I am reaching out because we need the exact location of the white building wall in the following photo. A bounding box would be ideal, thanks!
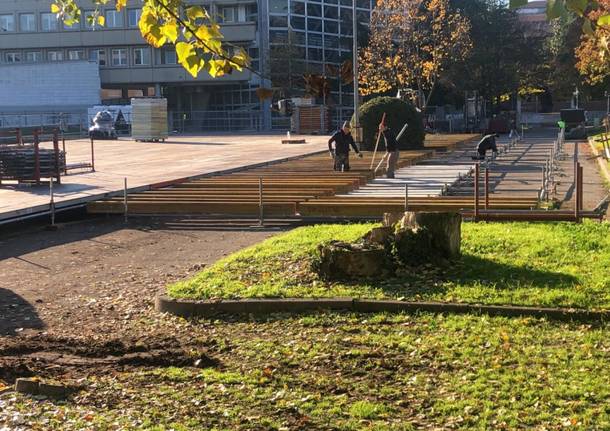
[0,60,100,109]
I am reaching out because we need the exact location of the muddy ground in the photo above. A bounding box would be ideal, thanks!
[0,216,292,384]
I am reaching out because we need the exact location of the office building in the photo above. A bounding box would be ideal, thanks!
[0,0,371,130]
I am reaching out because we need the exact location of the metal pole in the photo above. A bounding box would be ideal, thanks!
[123,177,128,223]
[574,163,580,223]
[474,163,480,221]
[578,163,585,221]
[49,179,55,227]
[90,137,95,172]
[34,130,41,185]
[404,183,409,212]
[352,0,360,149]
[484,167,489,210]
[258,176,264,227]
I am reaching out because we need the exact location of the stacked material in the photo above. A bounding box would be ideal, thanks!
[131,97,168,142]
[0,144,65,180]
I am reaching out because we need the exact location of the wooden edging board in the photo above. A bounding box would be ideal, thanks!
[156,295,608,323]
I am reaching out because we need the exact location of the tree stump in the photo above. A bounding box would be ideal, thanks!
[315,241,389,280]
[393,212,461,266]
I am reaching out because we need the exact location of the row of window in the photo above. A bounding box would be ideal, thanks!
[0,10,141,32]
[0,5,256,33]
[2,47,153,67]
[269,0,371,13]
[1,45,260,68]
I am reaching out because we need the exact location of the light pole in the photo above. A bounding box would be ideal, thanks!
[605,90,609,116]
[352,0,361,148]
[573,87,580,109]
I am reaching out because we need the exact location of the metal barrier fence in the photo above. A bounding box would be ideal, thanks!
[169,111,264,132]
[0,112,88,135]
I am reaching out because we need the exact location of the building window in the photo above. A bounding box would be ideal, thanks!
[83,10,96,29]
[128,9,141,27]
[68,49,85,60]
[219,6,238,23]
[20,14,36,32]
[324,5,338,19]
[158,47,177,64]
[0,14,15,32]
[48,50,64,61]
[133,47,150,65]
[291,16,305,30]
[41,13,58,32]
[6,52,22,63]
[291,2,305,15]
[25,51,42,62]
[324,20,338,33]
[269,0,288,14]
[269,15,287,27]
[64,20,79,30]
[308,33,323,46]
[307,18,322,32]
[307,3,322,16]
[105,10,124,28]
[89,49,106,66]
[111,48,128,66]
[246,4,258,21]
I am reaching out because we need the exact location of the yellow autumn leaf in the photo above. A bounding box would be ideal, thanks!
[176,42,204,77]
[97,15,105,26]
[161,22,179,43]
[51,3,61,14]
[116,0,127,12]
[186,5,208,22]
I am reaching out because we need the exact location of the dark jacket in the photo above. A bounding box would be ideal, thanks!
[383,129,398,152]
[329,130,359,155]
[477,134,498,152]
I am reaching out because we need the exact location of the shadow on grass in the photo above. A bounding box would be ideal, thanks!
[333,253,580,299]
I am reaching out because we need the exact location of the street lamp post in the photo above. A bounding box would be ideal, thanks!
[605,90,609,116]
[574,87,580,109]
[352,0,361,148]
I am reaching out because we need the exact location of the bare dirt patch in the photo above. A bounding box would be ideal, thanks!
[0,215,286,383]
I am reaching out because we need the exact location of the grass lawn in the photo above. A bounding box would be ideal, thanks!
[168,221,610,310]
[2,313,608,430]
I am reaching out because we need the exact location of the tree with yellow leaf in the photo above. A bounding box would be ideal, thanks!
[49,0,250,78]
[575,0,610,85]
[359,0,471,108]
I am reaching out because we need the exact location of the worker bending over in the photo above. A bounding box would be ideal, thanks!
[380,124,399,178]
[328,121,362,171]
[474,133,499,160]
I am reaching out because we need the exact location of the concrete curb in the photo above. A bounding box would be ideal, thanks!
[156,295,609,323]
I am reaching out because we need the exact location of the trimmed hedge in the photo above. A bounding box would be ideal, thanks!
[353,97,425,151]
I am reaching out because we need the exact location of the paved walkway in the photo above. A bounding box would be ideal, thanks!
[0,134,328,222]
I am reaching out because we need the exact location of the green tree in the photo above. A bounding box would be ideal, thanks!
[49,0,250,78]
[448,1,539,109]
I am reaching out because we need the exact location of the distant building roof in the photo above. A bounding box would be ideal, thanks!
[515,0,549,37]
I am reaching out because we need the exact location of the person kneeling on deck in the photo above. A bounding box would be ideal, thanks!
[380,124,399,178]
[328,121,362,171]
[473,133,499,160]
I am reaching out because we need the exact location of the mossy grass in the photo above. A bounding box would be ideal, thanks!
[168,221,610,310]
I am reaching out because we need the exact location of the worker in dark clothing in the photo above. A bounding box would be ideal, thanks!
[380,124,399,178]
[328,121,362,171]
[474,133,499,160]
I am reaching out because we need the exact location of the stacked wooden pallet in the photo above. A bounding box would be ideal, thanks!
[131,98,168,142]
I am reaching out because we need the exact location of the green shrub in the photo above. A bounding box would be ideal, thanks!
[353,96,425,151]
